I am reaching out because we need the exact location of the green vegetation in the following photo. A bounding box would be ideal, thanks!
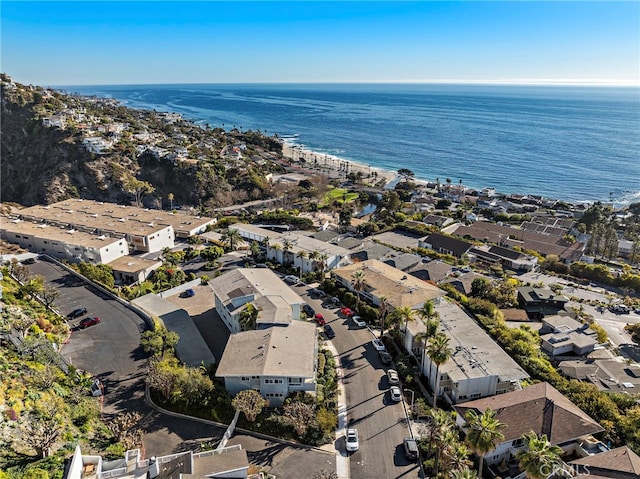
[0,271,125,478]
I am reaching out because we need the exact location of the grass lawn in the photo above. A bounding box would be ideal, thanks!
[321,187,359,207]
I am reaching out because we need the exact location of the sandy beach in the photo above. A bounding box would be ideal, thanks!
[281,143,397,187]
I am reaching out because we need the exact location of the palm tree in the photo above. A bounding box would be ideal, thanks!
[443,442,473,475]
[450,467,478,479]
[262,236,270,257]
[222,228,242,251]
[270,243,281,262]
[396,306,415,349]
[296,250,307,278]
[463,407,505,479]
[282,239,293,265]
[238,303,259,331]
[435,426,461,475]
[426,332,452,408]
[378,296,388,339]
[416,301,440,374]
[516,431,563,479]
[318,253,328,278]
[168,192,174,210]
[427,408,456,476]
[351,270,366,310]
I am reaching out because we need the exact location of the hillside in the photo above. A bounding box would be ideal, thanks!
[0,74,285,210]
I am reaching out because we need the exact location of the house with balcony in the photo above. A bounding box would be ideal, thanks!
[209,268,305,333]
[230,223,350,273]
[454,382,604,477]
[215,320,318,407]
[406,300,529,404]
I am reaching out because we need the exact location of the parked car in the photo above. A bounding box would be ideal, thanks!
[340,307,355,317]
[346,428,359,452]
[330,296,341,306]
[303,304,315,317]
[379,350,393,365]
[352,316,367,328]
[315,313,326,326]
[324,324,336,339]
[67,307,88,319]
[371,338,386,351]
[389,386,402,402]
[403,437,419,460]
[309,288,325,298]
[387,369,399,385]
[180,288,195,298]
[23,257,36,264]
[79,317,101,329]
[284,275,299,285]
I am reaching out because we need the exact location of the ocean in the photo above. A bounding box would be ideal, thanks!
[63,83,640,206]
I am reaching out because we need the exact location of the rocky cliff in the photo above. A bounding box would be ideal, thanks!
[1,77,284,210]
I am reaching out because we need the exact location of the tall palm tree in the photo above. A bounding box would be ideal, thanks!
[396,306,414,335]
[318,253,328,279]
[416,301,440,374]
[378,296,388,339]
[435,426,462,475]
[516,431,563,479]
[238,303,259,331]
[443,441,473,475]
[270,243,281,262]
[351,270,366,310]
[262,236,270,258]
[309,250,320,271]
[428,409,456,476]
[463,407,505,479]
[426,332,452,408]
[282,239,293,265]
[222,227,242,251]
[296,250,307,278]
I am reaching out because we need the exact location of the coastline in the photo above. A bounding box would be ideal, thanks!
[281,142,399,188]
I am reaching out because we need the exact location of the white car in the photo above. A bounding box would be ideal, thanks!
[371,338,385,351]
[387,369,399,385]
[284,275,299,285]
[389,386,402,402]
[346,428,359,452]
[352,316,367,328]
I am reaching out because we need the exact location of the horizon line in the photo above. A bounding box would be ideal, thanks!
[47,79,640,88]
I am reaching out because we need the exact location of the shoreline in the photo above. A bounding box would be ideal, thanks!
[281,142,399,188]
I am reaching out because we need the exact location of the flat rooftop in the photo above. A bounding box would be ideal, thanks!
[16,198,215,237]
[1,219,125,249]
[409,299,529,382]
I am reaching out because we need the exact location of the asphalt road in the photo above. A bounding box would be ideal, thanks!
[293,284,421,479]
[27,257,336,477]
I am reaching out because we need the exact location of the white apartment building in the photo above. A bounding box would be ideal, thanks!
[1,220,129,264]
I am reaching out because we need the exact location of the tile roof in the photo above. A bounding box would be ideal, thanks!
[454,382,603,444]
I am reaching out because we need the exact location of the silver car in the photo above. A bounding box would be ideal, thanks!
[387,369,399,385]
[390,386,402,402]
[346,428,359,452]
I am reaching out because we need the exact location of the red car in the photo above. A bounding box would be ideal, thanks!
[315,314,326,326]
[79,317,101,329]
[340,307,355,317]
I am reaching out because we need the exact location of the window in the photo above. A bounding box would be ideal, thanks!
[265,379,273,384]
[241,376,250,382]
[470,392,482,398]
[512,438,524,447]
[458,395,468,400]
[275,379,283,384]
[251,376,259,380]
[43,240,48,244]
[289,378,302,384]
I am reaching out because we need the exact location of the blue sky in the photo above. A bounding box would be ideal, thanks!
[2,1,638,85]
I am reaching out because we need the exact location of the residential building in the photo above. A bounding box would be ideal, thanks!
[441,271,484,296]
[454,382,604,470]
[408,260,453,283]
[418,232,472,258]
[517,286,570,319]
[215,320,318,406]
[1,219,129,264]
[569,446,640,478]
[64,444,250,479]
[107,255,163,284]
[82,136,112,154]
[470,245,538,272]
[406,300,528,404]
[422,214,454,229]
[332,259,444,309]
[539,315,599,357]
[230,223,350,273]
[209,268,305,333]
